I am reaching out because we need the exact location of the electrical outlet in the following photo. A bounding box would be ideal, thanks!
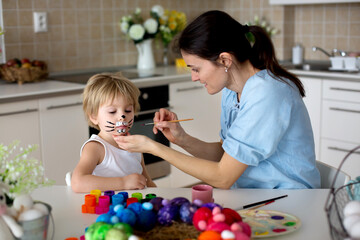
[33,12,48,33]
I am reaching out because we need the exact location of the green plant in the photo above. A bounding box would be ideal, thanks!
[0,141,54,203]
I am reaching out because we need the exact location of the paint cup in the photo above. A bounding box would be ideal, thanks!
[192,184,213,204]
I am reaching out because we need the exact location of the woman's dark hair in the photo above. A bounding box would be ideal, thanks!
[177,10,305,97]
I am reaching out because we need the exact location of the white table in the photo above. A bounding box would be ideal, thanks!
[31,186,332,239]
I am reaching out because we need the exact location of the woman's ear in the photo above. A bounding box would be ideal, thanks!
[219,52,233,69]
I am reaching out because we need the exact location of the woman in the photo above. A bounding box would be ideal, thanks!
[114,10,320,189]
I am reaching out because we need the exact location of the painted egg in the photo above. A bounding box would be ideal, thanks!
[33,203,49,215]
[18,208,43,221]
[157,205,179,226]
[221,229,235,239]
[113,223,133,236]
[13,194,34,211]
[222,208,242,225]
[179,202,198,224]
[127,202,142,217]
[192,207,212,231]
[149,197,164,212]
[96,213,110,223]
[116,208,137,226]
[233,230,251,240]
[349,220,360,239]
[105,228,127,240]
[201,202,222,210]
[170,197,190,207]
[343,201,360,217]
[136,207,157,231]
[343,214,360,232]
[206,221,231,233]
[92,223,113,240]
[198,230,222,240]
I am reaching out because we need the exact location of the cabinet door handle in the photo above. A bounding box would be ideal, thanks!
[176,86,203,92]
[330,87,360,93]
[0,108,38,117]
[328,146,360,155]
[47,102,83,110]
[329,107,360,114]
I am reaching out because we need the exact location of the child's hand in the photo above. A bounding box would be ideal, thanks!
[123,173,147,190]
[113,134,154,154]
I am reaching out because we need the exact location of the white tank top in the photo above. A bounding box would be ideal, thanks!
[80,135,143,177]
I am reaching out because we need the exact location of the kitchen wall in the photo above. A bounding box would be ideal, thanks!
[2,0,359,73]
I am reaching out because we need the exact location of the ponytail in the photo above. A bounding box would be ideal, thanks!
[248,26,305,97]
[178,10,305,97]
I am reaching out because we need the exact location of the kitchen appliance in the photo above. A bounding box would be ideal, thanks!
[50,71,171,180]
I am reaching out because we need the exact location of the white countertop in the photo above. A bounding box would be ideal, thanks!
[1,65,359,104]
[31,186,333,240]
[0,66,191,103]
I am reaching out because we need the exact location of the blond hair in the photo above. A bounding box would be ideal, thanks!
[82,72,140,130]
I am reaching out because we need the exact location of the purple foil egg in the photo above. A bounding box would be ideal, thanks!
[149,197,164,212]
[157,205,179,226]
[179,202,199,224]
[170,197,190,207]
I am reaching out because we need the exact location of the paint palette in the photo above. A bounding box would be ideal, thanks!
[238,209,301,238]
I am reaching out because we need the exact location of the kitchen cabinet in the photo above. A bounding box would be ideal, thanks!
[301,77,322,160]
[320,79,360,178]
[0,93,88,185]
[269,0,360,5]
[165,81,222,187]
[39,94,89,185]
[0,100,42,161]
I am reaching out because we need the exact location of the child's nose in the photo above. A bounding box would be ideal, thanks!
[119,114,126,120]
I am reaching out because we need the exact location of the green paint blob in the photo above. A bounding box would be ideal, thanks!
[284,221,296,226]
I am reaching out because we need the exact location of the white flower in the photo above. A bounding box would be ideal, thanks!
[151,5,164,17]
[135,8,141,15]
[129,24,145,41]
[144,18,158,34]
[120,21,129,34]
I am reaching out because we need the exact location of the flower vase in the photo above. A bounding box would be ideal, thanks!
[136,39,155,70]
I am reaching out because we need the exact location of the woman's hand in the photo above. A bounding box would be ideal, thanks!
[113,134,154,154]
[153,108,187,145]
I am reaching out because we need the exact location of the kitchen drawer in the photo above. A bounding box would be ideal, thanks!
[320,139,360,179]
[323,80,360,103]
[0,99,39,114]
[321,100,360,143]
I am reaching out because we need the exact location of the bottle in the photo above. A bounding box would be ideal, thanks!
[292,44,304,65]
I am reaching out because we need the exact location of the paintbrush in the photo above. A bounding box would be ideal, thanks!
[242,194,288,210]
[142,118,194,126]
[247,200,275,210]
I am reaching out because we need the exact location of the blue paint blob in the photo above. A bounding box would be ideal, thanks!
[271,215,284,220]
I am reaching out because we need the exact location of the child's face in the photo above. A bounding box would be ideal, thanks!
[93,94,135,136]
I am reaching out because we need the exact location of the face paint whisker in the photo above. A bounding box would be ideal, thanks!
[107,121,115,125]
[105,126,114,129]
[106,129,114,132]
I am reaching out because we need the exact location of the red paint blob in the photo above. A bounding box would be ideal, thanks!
[273,228,287,233]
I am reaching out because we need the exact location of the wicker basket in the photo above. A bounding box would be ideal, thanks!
[325,145,360,240]
[0,64,48,85]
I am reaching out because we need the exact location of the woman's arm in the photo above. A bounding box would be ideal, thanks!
[71,142,147,193]
[153,108,224,161]
[140,155,157,187]
[114,135,248,189]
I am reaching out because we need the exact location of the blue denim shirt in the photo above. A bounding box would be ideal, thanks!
[220,70,320,189]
